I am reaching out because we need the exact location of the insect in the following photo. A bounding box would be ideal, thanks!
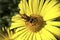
[20,14,30,21]
[20,14,39,23]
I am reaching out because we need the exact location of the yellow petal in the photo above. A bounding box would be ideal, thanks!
[11,14,22,21]
[32,0,39,14]
[33,33,36,40]
[42,28,57,40]
[29,32,33,40]
[41,32,49,40]
[40,0,60,21]
[0,27,13,40]
[43,0,57,14]
[10,19,25,29]
[43,2,60,21]
[44,11,60,21]
[12,29,27,39]
[44,25,60,37]
[15,29,29,40]
[45,0,57,11]
[35,32,41,40]
[40,0,57,16]
[46,21,60,26]
[10,14,25,29]
[23,30,31,40]
[22,0,32,16]
[29,0,33,14]
[15,27,26,32]
[40,0,51,16]
[18,1,24,14]
[45,3,60,15]
[39,0,44,13]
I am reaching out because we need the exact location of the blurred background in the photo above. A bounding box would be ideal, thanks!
[0,0,20,28]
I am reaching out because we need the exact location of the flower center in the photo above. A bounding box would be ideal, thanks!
[21,14,46,32]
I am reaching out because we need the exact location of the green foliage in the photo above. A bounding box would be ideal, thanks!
[0,0,20,27]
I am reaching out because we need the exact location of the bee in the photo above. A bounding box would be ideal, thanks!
[20,14,30,21]
[20,14,39,23]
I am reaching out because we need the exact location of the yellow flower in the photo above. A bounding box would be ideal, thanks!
[10,0,60,40]
[0,27,14,40]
